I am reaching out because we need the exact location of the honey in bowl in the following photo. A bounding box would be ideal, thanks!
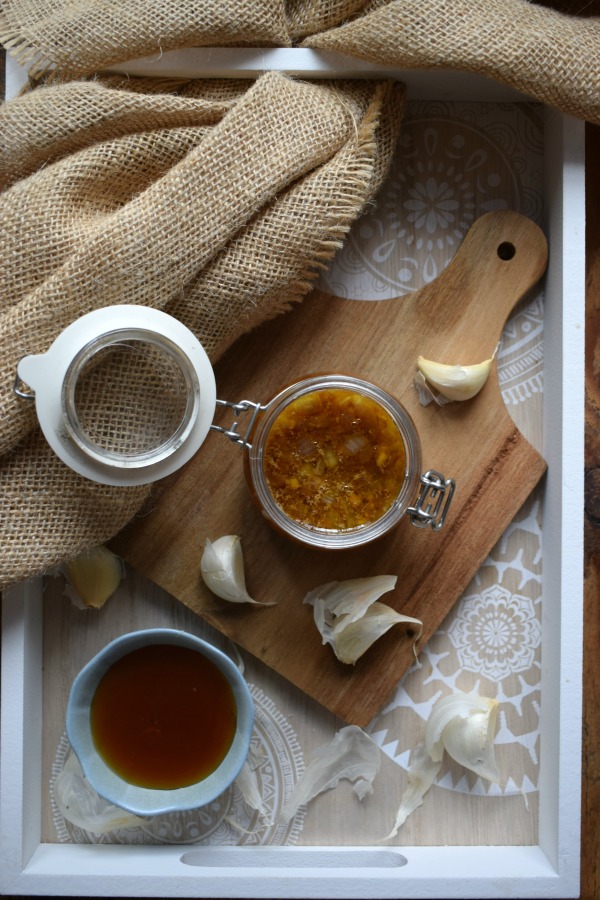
[90,643,237,790]
[263,388,408,530]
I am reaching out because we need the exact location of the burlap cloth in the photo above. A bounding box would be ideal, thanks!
[0,0,598,587]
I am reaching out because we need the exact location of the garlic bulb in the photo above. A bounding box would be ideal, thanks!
[416,355,494,402]
[64,546,124,609]
[383,690,501,840]
[200,535,274,605]
[304,577,422,665]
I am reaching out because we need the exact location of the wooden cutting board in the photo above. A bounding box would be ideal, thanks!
[113,210,548,726]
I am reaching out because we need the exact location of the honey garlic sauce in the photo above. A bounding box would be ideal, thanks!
[263,388,407,530]
[90,644,237,790]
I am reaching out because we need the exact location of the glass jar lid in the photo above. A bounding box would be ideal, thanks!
[15,306,216,486]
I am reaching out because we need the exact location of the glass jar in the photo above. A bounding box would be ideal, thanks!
[235,374,453,550]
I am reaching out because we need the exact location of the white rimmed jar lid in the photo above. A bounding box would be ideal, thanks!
[243,374,427,550]
[15,305,216,486]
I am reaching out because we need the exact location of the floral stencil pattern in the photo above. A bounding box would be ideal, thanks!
[448,585,542,682]
[319,101,545,413]
[51,686,305,846]
[368,496,543,796]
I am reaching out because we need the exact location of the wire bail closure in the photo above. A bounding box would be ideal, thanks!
[407,470,456,531]
[210,399,266,450]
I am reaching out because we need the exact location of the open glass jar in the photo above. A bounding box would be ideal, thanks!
[15,307,454,548]
[216,374,455,549]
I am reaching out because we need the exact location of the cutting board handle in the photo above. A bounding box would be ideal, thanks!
[402,210,549,364]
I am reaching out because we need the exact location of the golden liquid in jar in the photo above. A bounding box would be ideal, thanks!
[263,388,407,530]
[90,644,237,790]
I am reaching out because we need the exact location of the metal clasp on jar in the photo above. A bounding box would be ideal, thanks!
[210,399,265,449]
[407,470,455,531]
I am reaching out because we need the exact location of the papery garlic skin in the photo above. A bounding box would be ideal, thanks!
[279,725,381,824]
[234,748,272,820]
[54,752,145,834]
[328,601,422,665]
[64,545,124,609]
[383,691,501,840]
[305,576,397,638]
[304,577,422,665]
[426,692,501,782]
[382,742,442,840]
[200,535,273,605]
[417,356,494,402]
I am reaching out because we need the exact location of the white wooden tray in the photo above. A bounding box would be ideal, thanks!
[1,49,585,898]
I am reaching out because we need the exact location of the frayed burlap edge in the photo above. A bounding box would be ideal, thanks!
[0,77,405,588]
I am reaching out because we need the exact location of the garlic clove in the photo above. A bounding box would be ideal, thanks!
[432,694,501,783]
[383,691,502,840]
[417,355,494,402]
[200,535,274,605]
[64,546,124,609]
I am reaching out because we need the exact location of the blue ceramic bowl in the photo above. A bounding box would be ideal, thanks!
[66,629,254,817]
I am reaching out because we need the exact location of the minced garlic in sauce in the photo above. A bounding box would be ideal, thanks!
[263,388,407,530]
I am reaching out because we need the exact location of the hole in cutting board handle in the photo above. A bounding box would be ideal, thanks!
[497,241,516,260]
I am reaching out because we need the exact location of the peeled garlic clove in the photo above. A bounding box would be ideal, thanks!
[200,535,274,605]
[417,355,494,402]
[64,546,124,609]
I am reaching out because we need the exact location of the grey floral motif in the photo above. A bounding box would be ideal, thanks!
[320,103,535,299]
[403,175,462,235]
[447,585,542,682]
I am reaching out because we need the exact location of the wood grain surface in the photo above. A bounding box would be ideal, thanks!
[114,210,549,726]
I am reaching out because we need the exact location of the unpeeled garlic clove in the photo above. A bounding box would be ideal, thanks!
[64,546,124,609]
[200,535,274,605]
[417,355,494,402]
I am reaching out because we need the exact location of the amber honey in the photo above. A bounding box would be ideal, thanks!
[263,388,407,530]
[90,643,237,790]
